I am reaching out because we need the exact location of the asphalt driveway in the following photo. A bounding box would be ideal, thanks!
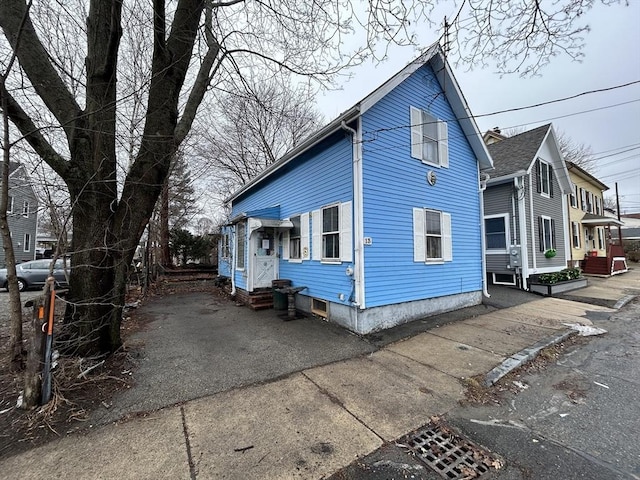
[92,291,377,425]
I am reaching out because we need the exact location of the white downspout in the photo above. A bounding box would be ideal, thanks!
[479,170,491,298]
[341,119,363,332]
[230,227,236,296]
[517,176,530,290]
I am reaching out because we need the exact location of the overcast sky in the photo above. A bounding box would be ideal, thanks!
[318,2,640,214]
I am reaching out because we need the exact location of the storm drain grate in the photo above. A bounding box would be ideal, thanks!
[403,423,499,479]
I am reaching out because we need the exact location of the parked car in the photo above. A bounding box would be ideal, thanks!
[0,259,70,292]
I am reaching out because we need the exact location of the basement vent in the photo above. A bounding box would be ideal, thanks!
[311,298,328,318]
[403,423,501,479]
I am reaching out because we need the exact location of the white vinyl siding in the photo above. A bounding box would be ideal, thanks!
[410,106,448,167]
[312,201,352,263]
[413,207,452,263]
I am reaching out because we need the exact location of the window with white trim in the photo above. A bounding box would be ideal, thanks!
[537,160,553,197]
[597,227,604,250]
[571,222,580,249]
[23,233,31,252]
[580,188,586,211]
[569,185,577,208]
[312,203,352,263]
[538,215,555,252]
[7,196,13,214]
[484,214,510,252]
[221,232,231,258]
[410,107,448,167]
[22,200,29,218]
[413,208,452,263]
[236,222,246,270]
[290,215,301,260]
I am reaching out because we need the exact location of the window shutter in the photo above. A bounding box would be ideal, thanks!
[340,201,353,262]
[410,107,422,160]
[312,209,321,260]
[538,216,544,251]
[549,167,554,197]
[301,212,310,260]
[442,212,452,261]
[282,228,290,260]
[551,218,556,248]
[413,207,425,262]
[535,160,541,193]
[438,120,449,168]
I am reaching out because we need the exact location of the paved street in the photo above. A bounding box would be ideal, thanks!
[0,268,638,479]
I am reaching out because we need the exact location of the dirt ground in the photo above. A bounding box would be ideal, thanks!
[0,281,221,461]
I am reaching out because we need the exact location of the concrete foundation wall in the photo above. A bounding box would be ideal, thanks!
[296,291,482,335]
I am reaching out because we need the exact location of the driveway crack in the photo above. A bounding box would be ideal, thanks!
[180,405,197,480]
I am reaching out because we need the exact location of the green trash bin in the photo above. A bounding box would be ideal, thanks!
[272,279,291,310]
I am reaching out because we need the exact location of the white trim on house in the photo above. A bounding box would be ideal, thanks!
[353,118,365,310]
[484,213,511,254]
[516,176,529,289]
[492,272,516,286]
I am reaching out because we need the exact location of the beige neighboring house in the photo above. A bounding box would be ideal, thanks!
[566,161,627,275]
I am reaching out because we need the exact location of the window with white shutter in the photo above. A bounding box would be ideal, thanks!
[413,207,452,263]
[410,106,449,167]
[311,202,352,263]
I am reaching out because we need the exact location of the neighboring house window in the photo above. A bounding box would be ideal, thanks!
[484,214,510,252]
[580,188,586,211]
[7,196,13,214]
[410,106,449,167]
[538,215,555,252]
[413,208,452,263]
[23,200,29,218]
[221,233,230,258]
[23,233,31,252]
[536,160,553,197]
[290,215,301,260]
[571,222,581,248]
[597,228,604,250]
[236,222,246,270]
[312,203,352,263]
[569,185,577,208]
[595,197,601,215]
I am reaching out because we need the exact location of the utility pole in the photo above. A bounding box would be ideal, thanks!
[615,182,623,246]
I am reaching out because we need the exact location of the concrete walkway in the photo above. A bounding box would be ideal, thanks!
[1,269,638,479]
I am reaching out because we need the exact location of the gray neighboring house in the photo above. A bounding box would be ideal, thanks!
[1,162,38,267]
[482,124,572,290]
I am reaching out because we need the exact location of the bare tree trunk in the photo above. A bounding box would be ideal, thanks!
[1,76,24,370]
[22,295,45,408]
[160,178,170,266]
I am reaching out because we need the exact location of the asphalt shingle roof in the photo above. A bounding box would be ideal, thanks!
[487,124,551,178]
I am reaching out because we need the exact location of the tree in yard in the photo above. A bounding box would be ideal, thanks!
[169,228,212,265]
[0,0,623,355]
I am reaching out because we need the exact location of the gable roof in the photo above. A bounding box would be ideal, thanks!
[486,124,551,178]
[485,124,572,194]
[566,161,609,192]
[228,43,492,203]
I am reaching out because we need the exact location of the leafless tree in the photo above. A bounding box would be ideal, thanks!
[0,0,623,355]
[555,130,595,172]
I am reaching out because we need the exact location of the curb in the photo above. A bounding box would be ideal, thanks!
[613,294,636,310]
[483,330,576,387]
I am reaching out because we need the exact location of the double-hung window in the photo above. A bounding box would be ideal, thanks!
[484,214,509,252]
[221,233,231,258]
[236,222,246,270]
[537,160,553,197]
[410,107,448,167]
[538,215,555,252]
[413,208,452,263]
[289,216,301,260]
[22,200,29,218]
[569,185,578,208]
[23,233,31,252]
[571,222,580,248]
[312,203,352,263]
[7,196,13,214]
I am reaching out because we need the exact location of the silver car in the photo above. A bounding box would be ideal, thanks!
[0,259,70,291]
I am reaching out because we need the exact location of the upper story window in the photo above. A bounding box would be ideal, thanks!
[22,200,30,218]
[7,196,13,214]
[23,233,31,252]
[536,160,553,197]
[569,185,578,208]
[410,107,449,168]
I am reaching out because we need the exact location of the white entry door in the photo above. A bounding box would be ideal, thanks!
[252,229,277,289]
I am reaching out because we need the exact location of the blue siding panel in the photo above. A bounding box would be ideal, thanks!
[360,63,483,308]
[231,132,354,304]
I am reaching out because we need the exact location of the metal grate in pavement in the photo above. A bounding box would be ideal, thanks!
[404,423,498,479]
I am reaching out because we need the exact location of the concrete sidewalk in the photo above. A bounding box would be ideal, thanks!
[1,270,637,479]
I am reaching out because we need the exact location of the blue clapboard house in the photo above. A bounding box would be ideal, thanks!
[219,44,493,334]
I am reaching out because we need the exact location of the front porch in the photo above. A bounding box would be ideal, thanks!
[581,244,628,276]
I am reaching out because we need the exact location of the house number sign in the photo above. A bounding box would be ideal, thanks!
[363,237,373,245]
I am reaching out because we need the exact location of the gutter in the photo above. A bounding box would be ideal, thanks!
[479,170,491,298]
